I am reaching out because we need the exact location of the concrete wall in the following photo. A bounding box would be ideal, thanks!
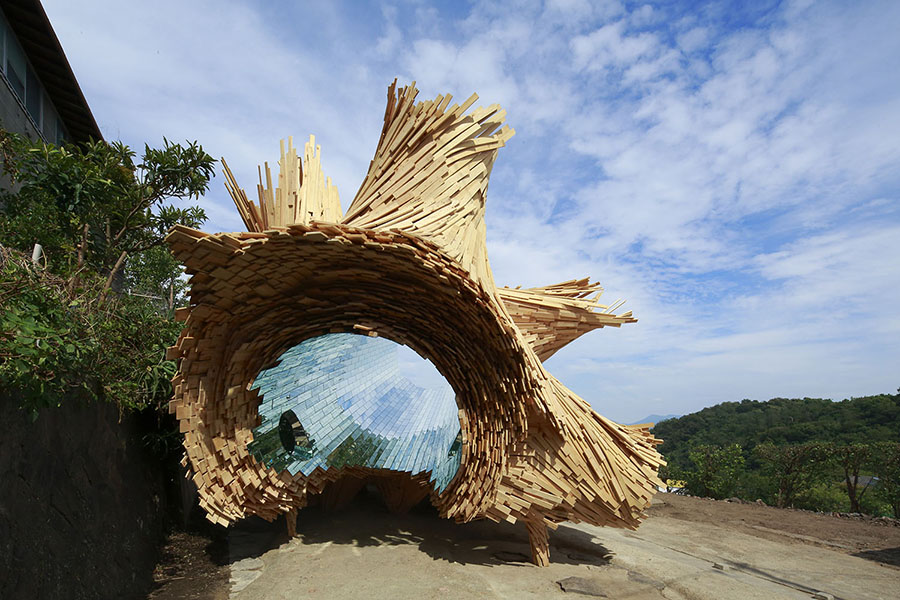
[0,393,170,600]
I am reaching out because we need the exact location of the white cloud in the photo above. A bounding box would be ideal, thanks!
[571,21,660,71]
[677,26,709,52]
[375,5,403,57]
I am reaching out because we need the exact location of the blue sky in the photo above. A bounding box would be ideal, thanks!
[42,0,900,423]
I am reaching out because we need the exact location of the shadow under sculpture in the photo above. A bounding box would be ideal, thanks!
[166,81,664,566]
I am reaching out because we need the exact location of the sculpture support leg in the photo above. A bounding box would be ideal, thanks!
[285,507,298,538]
[525,517,550,566]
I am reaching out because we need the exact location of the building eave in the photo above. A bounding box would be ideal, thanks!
[1,0,102,142]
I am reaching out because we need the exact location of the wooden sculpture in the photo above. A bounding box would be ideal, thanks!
[166,81,664,566]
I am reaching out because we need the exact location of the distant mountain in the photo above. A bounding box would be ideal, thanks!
[628,414,680,426]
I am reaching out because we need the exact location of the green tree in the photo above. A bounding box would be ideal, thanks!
[826,444,874,513]
[0,132,214,416]
[0,132,213,296]
[122,244,188,311]
[684,444,745,499]
[871,442,900,518]
[754,442,828,508]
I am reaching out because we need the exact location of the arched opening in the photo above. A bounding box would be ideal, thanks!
[248,333,462,493]
[168,223,538,525]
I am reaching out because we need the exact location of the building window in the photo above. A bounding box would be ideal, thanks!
[5,25,27,101]
[0,9,68,145]
[25,64,41,123]
[42,92,59,141]
[56,118,67,145]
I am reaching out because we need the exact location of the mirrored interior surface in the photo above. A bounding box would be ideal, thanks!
[248,333,462,492]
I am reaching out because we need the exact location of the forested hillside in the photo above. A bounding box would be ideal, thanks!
[651,392,900,516]
[653,392,900,471]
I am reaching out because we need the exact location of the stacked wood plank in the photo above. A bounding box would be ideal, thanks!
[223,135,342,231]
[498,279,637,361]
[167,81,664,566]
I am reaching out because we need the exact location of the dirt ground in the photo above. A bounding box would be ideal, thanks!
[148,491,900,599]
[149,528,229,600]
[651,494,900,566]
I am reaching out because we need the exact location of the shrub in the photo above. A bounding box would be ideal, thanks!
[0,247,179,417]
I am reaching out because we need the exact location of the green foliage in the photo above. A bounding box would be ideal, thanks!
[754,442,829,508]
[872,442,900,518]
[683,443,745,499]
[825,443,874,513]
[734,470,777,503]
[654,395,900,515]
[0,249,181,417]
[795,482,850,513]
[0,253,96,409]
[859,491,892,518]
[123,245,188,310]
[0,132,213,283]
[0,131,213,418]
[653,394,900,473]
